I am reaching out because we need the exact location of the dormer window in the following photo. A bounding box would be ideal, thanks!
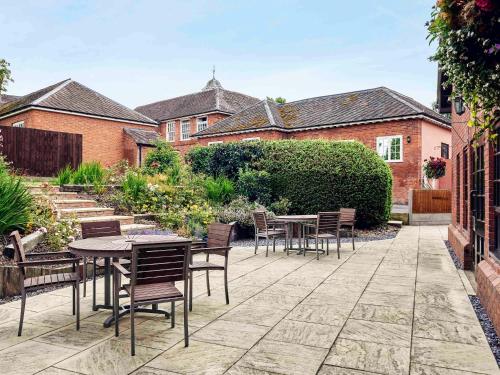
[197,117,208,132]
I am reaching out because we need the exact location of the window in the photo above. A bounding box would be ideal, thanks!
[208,141,223,146]
[242,137,261,142]
[441,143,450,159]
[166,121,175,142]
[181,120,190,140]
[376,135,402,162]
[12,121,24,128]
[197,117,208,132]
[456,153,461,225]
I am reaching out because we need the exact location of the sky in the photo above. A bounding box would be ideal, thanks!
[1,0,439,109]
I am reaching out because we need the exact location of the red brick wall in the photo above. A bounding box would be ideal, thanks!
[0,109,158,167]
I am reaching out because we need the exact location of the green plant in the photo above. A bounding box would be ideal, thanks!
[71,162,105,185]
[268,197,291,216]
[45,217,79,251]
[216,196,266,229]
[236,169,273,206]
[144,140,180,175]
[122,170,148,202]
[0,174,33,235]
[205,175,235,205]
[27,196,56,232]
[427,0,500,138]
[55,165,73,186]
[423,156,447,179]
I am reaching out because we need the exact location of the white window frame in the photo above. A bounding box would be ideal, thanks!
[166,121,175,142]
[196,116,208,133]
[181,119,191,141]
[242,137,260,142]
[376,135,403,162]
[12,121,24,128]
[208,141,223,146]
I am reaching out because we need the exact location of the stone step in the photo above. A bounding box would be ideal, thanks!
[31,191,78,198]
[388,220,403,227]
[53,199,98,209]
[121,223,156,234]
[59,207,115,219]
[78,215,135,226]
[27,185,60,194]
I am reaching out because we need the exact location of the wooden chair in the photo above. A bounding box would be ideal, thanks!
[113,240,191,355]
[80,220,122,308]
[189,222,235,311]
[252,211,287,257]
[10,230,81,336]
[340,208,356,250]
[305,212,341,260]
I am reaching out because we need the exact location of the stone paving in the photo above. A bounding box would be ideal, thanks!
[0,226,498,375]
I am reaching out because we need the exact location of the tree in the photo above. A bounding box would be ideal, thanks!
[0,59,13,95]
[267,96,286,104]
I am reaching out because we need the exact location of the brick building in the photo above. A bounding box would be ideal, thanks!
[135,77,260,154]
[193,87,452,204]
[440,79,500,334]
[0,79,159,167]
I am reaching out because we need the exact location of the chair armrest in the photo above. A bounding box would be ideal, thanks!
[113,261,131,278]
[191,241,208,250]
[18,258,80,267]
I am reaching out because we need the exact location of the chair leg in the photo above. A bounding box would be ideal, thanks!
[254,234,258,255]
[92,258,97,311]
[337,235,340,259]
[83,258,87,298]
[316,237,319,260]
[265,237,269,257]
[171,301,175,328]
[75,281,80,331]
[273,237,276,253]
[326,239,329,256]
[114,270,119,337]
[18,291,26,336]
[130,304,135,356]
[184,297,189,347]
[72,285,75,315]
[352,226,355,250]
[224,268,229,305]
[206,270,211,297]
[189,271,194,311]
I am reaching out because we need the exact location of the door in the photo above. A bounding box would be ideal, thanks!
[471,145,485,269]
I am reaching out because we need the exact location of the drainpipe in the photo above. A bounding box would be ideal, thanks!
[138,144,143,167]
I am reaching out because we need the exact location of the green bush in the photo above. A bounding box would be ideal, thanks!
[122,170,148,202]
[144,140,180,175]
[187,140,392,227]
[204,176,235,205]
[71,162,105,185]
[216,196,266,229]
[0,175,33,235]
[55,165,73,185]
[236,169,273,206]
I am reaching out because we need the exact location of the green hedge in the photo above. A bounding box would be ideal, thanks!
[186,140,392,227]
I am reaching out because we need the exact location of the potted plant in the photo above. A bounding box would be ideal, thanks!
[423,156,447,188]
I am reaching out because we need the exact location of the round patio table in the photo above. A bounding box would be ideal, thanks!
[274,215,317,254]
[68,234,189,327]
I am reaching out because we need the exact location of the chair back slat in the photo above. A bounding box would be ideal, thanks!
[81,220,121,239]
[252,211,268,232]
[9,231,27,278]
[207,222,234,249]
[131,241,190,286]
[340,208,356,224]
[316,212,341,234]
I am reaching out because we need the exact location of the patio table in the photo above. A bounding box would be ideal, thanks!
[274,215,317,254]
[68,234,190,327]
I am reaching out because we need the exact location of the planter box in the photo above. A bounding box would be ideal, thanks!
[230,224,254,241]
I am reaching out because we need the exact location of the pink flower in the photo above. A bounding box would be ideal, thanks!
[476,0,495,12]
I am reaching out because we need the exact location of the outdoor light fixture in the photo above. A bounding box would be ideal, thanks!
[454,96,465,115]
[406,136,411,144]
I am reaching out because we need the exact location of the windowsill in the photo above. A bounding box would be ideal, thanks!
[180,138,191,142]
[385,160,403,163]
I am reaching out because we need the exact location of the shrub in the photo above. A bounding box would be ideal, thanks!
[236,169,273,206]
[0,174,33,235]
[268,197,291,216]
[187,140,392,227]
[45,217,79,251]
[216,196,266,229]
[144,140,180,175]
[71,162,105,185]
[27,196,56,232]
[205,176,235,205]
[55,165,73,186]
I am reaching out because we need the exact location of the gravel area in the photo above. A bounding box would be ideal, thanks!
[469,295,500,366]
[444,240,463,269]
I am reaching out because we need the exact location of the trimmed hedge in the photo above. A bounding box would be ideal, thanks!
[186,140,392,227]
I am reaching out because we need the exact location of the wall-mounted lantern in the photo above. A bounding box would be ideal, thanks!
[454,96,466,115]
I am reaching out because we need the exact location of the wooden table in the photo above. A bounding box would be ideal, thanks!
[274,215,317,254]
[68,234,189,327]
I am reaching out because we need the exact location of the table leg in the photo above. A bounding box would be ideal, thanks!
[104,257,111,306]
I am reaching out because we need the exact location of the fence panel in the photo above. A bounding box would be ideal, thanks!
[412,189,451,213]
[0,125,82,176]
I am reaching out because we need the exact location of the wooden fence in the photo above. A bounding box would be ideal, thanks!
[411,189,451,214]
[0,125,82,176]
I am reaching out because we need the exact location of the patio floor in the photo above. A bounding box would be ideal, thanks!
[0,226,498,375]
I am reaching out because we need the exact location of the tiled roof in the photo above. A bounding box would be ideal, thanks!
[195,87,451,137]
[0,94,20,105]
[135,84,260,122]
[0,79,157,125]
[123,128,160,146]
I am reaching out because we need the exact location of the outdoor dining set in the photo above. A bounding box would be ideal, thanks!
[8,208,356,356]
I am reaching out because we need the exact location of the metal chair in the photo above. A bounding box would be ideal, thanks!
[340,208,356,250]
[113,240,191,355]
[189,222,235,311]
[305,212,341,260]
[80,220,123,309]
[252,211,287,257]
[10,230,81,336]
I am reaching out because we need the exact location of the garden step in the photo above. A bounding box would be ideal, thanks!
[388,220,403,227]
[31,191,78,198]
[121,223,156,234]
[27,185,60,194]
[53,199,98,209]
[78,215,135,226]
[59,207,115,219]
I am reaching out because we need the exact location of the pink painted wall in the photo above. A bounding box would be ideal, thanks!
[421,121,452,189]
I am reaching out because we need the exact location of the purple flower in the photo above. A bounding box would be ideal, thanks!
[487,44,500,54]
[476,0,495,12]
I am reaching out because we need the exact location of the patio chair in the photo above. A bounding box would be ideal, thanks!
[113,240,191,355]
[305,212,341,260]
[340,208,356,250]
[189,222,235,311]
[252,211,287,257]
[10,230,81,336]
[80,220,124,308]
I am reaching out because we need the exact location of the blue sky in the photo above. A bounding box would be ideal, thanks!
[1,0,438,108]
